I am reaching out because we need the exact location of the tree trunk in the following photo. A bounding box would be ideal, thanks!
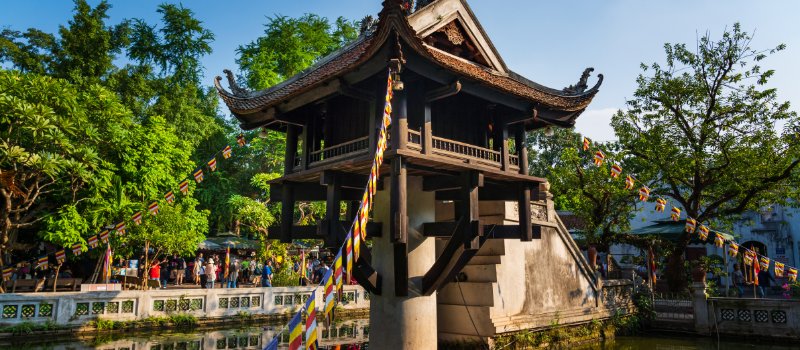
[666,248,687,292]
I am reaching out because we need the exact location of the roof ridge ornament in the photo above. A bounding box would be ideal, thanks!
[216,69,251,97]
[359,15,378,35]
[563,67,604,95]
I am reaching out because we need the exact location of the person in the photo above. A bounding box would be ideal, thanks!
[732,264,745,297]
[252,260,262,286]
[205,258,216,289]
[193,257,202,285]
[758,268,775,298]
[199,263,207,289]
[241,257,250,284]
[149,259,161,290]
[228,259,239,288]
[261,260,274,287]
[175,255,186,286]
[159,258,169,289]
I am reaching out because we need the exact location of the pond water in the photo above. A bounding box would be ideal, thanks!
[3,323,797,350]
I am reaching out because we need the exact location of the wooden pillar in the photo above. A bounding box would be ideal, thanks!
[301,125,311,170]
[500,123,510,172]
[423,102,432,154]
[390,156,408,296]
[519,183,532,241]
[280,183,295,243]
[391,90,408,150]
[284,125,298,174]
[368,97,378,155]
[515,127,529,175]
[322,172,342,247]
[460,171,482,249]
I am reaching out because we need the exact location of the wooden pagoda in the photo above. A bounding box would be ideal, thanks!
[216,0,601,300]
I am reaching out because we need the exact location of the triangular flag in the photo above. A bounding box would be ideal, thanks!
[179,179,190,195]
[132,211,143,225]
[164,191,175,204]
[222,145,232,159]
[193,168,204,183]
[148,201,159,216]
[207,157,217,171]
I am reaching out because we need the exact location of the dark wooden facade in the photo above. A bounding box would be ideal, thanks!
[216,0,601,296]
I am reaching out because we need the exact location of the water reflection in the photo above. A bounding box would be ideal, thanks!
[4,318,369,350]
[581,335,797,350]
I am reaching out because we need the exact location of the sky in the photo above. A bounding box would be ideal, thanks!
[2,1,799,141]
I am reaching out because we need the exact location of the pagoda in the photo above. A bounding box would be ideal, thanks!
[217,0,607,348]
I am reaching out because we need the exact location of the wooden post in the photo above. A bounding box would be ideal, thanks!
[515,127,529,175]
[461,171,482,249]
[280,183,295,243]
[519,183,532,241]
[391,90,408,150]
[284,125,298,174]
[423,102,433,154]
[368,98,378,155]
[324,173,342,247]
[301,125,311,170]
[500,123,510,172]
[390,157,408,244]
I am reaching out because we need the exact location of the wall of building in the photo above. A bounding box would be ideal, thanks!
[0,285,369,326]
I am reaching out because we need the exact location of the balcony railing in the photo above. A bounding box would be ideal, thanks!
[509,154,520,171]
[308,136,370,165]
[407,129,422,151]
[431,135,501,168]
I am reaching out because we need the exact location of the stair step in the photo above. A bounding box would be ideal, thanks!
[437,282,495,307]
[459,264,497,283]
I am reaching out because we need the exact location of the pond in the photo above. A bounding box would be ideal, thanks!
[3,323,797,350]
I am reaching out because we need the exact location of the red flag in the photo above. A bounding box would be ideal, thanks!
[648,247,657,285]
[753,253,760,286]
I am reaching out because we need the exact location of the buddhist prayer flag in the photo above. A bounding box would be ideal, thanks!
[714,233,725,248]
[36,256,48,270]
[753,257,760,286]
[610,164,622,179]
[583,137,590,151]
[775,262,785,277]
[638,186,650,202]
[99,230,110,243]
[55,250,66,264]
[264,336,279,350]
[698,225,709,240]
[115,222,126,235]
[593,151,605,166]
[743,250,754,266]
[236,134,246,146]
[207,157,217,171]
[353,220,362,262]
[179,179,190,195]
[2,268,12,281]
[685,218,696,233]
[759,256,770,272]
[789,268,798,282]
[333,250,343,299]
[323,269,335,321]
[648,246,657,285]
[72,243,83,255]
[655,198,667,212]
[287,309,303,350]
[670,206,681,221]
[88,235,99,248]
[345,232,353,282]
[305,290,318,350]
[728,242,739,257]
[148,201,159,215]
[222,145,232,159]
[132,211,143,225]
[193,168,204,183]
[164,191,175,204]
[625,175,635,190]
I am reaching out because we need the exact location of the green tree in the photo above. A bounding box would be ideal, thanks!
[612,24,800,291]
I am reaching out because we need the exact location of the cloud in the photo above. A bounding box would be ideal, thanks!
[573,108,620,142]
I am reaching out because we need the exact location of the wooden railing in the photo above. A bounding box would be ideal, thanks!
[509,154,520,171]
[407,129,422,151]
[431,135,501,167]
[308,136,370,165]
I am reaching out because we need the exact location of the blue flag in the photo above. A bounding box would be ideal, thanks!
[263,334,279,350]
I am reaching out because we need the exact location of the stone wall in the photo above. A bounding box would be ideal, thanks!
[0,285,369,326]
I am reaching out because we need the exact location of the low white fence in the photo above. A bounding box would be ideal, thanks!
[0,285,369,326]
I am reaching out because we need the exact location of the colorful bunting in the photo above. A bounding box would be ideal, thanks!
[222,145,232,159]
[655,198,667,212]
[753,257,760,286]
[624,175,635,190]
[148,201,160,216]
[638,186,650,202]
[207,157,217,171]
[305,290,318,350]
[72,243,83,256]
[775,261,785,277]
[165,191,175,204]
[728,242,739,257]
[685,218,696,233]
[334,250,343,300]
[115,222,126,235]
[759,256,770,272]
[345,232,353,283]
[789,268,798,282]
[582,137,590,151]
[88,235,99,248]
[2,268,12,281]
[714,233,724,248]
[179,179,190,195]
[236,134,246,146]
[287,308,303,350]
[670,206,681,221]
[99,230,110,243]
[132,211,143,225]
[36,256,48,270]
[193,168,204,183]
[593,151,605,166]
[743,250,754,266]
[610,164,622,179]
[55,250,66,264]
[698,225,709,240]
[323,269,335,321]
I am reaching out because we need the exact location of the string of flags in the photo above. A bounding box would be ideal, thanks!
[1,131,250,282]
[580,137,799,283]
[265,69,396,350]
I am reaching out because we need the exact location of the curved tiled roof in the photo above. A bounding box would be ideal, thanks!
[216,0,601,125]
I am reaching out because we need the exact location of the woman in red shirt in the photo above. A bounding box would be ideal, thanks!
[149,260,161,283]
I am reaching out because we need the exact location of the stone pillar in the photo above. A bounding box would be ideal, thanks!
[370,176,438,349]
[691,281,710,334]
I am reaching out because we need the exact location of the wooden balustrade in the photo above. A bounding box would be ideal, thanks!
[407,129,422,151]
[308,136,370,166]
[509,154,520,171]
[430,135,501,167]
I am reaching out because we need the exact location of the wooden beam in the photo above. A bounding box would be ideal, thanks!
[353,246,381,295]
[422,175,461,192]
[390,157,408,244]
[425,80,461,102]
[266,222,382,241]
[321,171,369,190]
[519,183,533,241]
[394,243,408,297]
[424,223,542,240]
[270,183,366,202]
[338,79,375,101]
[280,183,295,243]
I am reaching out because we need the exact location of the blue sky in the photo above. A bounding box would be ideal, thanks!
[2,1,798,141]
